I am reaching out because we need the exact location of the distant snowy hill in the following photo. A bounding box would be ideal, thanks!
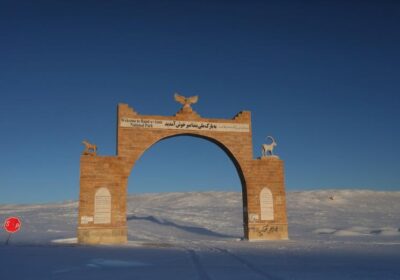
[1,191,400,280]
[1,190,399,244]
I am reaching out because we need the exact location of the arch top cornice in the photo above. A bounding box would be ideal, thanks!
[117,103,252,124]
[116,103,254,164]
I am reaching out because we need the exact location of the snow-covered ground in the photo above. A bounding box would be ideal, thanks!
[1,190,400,279]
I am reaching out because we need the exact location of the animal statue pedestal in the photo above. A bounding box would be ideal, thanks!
[259,155,280,160]
[175,106,201,119]
[82,151,97,156]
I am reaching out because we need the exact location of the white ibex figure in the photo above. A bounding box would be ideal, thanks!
[262,136,277,157]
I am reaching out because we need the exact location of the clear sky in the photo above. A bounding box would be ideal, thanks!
[1,1,399,203]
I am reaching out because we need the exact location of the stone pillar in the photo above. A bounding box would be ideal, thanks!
[246,157,288,240]
[77,155,129,244]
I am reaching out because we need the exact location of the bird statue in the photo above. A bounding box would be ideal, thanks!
[174,93,198,110]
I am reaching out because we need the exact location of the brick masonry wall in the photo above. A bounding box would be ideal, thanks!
[77,103,288,244]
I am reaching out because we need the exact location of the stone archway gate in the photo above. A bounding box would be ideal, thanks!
[78,95,288,244]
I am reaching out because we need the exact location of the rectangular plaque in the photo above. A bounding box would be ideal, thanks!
[260,189,274,220]
[120,118,250,133]
[94,195,111,224]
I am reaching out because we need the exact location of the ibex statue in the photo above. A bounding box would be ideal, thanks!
[82,140,97,155]
[262,136,277,157]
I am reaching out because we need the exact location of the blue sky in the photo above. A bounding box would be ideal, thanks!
[1,1,399,203]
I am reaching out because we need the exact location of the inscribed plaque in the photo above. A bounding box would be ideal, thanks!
[94,187,111,224]
[260,187,274,220]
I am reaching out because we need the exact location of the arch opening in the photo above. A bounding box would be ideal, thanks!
[126,134,248,240]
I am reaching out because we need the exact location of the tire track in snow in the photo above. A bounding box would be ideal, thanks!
[213,248,285,280]
[186,249,212,280]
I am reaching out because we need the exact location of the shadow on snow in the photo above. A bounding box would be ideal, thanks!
[127,214,236,238]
